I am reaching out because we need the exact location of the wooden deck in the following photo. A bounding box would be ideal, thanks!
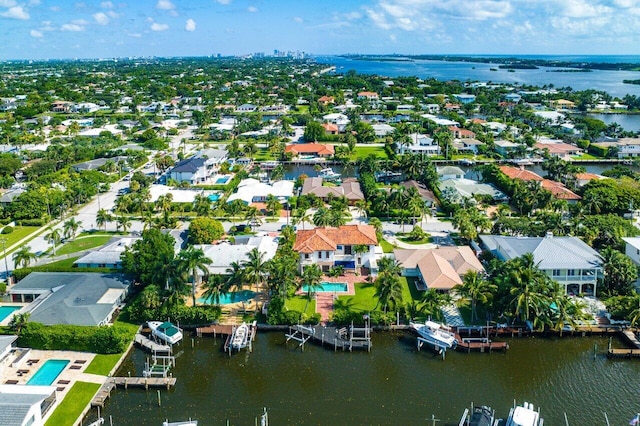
[91,381,116,408]
[285,324,372,352]
[134,333,171,353]
[455,334,509,353]
[112,376,176,389]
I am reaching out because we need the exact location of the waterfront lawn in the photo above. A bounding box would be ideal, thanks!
[352,146,389,160]
[45,381,101,426]
[56,235,113,256]
[285,296,316,316]
[345,277,414,313]
[84,353,122,376]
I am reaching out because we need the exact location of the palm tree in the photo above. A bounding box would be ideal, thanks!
[267,254,298,299]
[156,193,173,215]
[9,312,30,334]
[12,246,37,269]
[419,289,449,322]
[374,257,403,314]
[116,215,131,233]
[193,194,212,217]
[45,228,62,256]
[313,206,331,227]
[201,274,230,306]
[96,208,113,231]
[244,206,262,230]
[292,209,312,230]
[300,264,323,313]
[225,261,246,292]
[242,247,269,293]
[63,218,82,241]
[452,271,497,323]
[508,254,549,326]
[176,246,212,306]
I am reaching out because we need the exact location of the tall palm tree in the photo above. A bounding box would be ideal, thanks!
[419,290,449,322]
[508,254,549,325]
[176,246,212,306]
[300,264,323,312]
[242,247,269,293]
[193,194,212,217]
[96,209,112,231]
[244,206,262,230]
[313,206,331,227]
[452,271,497,323]
[13,246,37,269]
[63,218,82,241]
[45,228,62,256]
[267,254,298,299]
[225,261,246,292]
[201,274,230,306]
[116,215,131,233]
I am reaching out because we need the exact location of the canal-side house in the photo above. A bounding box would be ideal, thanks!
[397,133,441,156]
[394,247,484,293]
[499,165,581,203]
[73,237,139,269]
[8,272,131,326]
[0,384,58,426]
[479,234,602,296]
[622,238,640,289]
[293,225,378,275]
[284,143,334,159]
[300,177,364,205]
[167,157,208,184]
[195,235,279,276]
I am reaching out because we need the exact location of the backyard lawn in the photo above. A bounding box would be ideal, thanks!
[1,226,40,248]
[380,239,396,253]
[84,353,123,376]
[340,277,416,313]
[56,235,113,256]
[285,295,316,316]
[45,381,101,426]
[352,146,389,160]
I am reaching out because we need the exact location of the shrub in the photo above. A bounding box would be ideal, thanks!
[18,322,135,354]
[188,217,225,244]
[1,226,13,234]
[16,219,45,226]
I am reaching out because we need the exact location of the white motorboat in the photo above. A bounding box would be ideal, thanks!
[230,322,250,350]
[318,167,341,180]
[410,320,458,350]
[148,321,183,345]
[504,402,543,426]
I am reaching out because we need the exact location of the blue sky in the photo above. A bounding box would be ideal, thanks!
[1,0,640,60]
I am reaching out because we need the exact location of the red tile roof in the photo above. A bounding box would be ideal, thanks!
[293,225,378,254]
[284,143,335,156]
[499,165,543,181]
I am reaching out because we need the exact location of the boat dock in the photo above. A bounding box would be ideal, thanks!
[285,322,372,352]
[91,377,176,407]
[196,322,258,355]
[607,331,640,358]
[134,333,172,354]
[455,334,509,353]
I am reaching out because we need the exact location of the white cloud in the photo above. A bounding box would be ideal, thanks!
[30,29,42,37]
[185,18,196,31]
[61,23,85,31]
[107,10,119,18]
[50,5,59,11]
[293,16,303,23]
[215,0,231,4]
[72,19,88,25]
[247,6,257,12]
[151,22,169,31]
[156,0,175,10]
[168,9,178,16]
[100,1,114,8]
[28,0,40,5]
[1,5,30,20]
[561,0,609,18]
[127,33,142,37]
[0,0,17,7]
[93,12,109,25]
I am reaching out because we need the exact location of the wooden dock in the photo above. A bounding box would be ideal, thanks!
[285,323,372,352]
[134,333,171,354]
[112,376,176,389]
[91,381,116,408]
[607,348,640,358]
[197,322,258,356]
[455,334,509,353]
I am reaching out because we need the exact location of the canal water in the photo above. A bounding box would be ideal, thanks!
[87,332,639,425]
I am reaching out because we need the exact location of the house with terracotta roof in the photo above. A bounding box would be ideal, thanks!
[575,172,605,188]
[534,141,583,158]
[285,143,334,158]
[318,95,335,105]
[448,126,476,139]
[301,177,364,205]
[357,91,379,101]
[293,225,378,274]
[394,247,484,292]
[499,165,581,202]
[321,123,339,135]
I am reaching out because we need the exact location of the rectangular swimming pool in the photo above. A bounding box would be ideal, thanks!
[302,282,348,293]
[27,359,70,386]
[0,306,20,322]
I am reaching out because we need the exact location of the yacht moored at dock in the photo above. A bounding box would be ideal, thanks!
[410,320,458,350]
[148,321,183,345]
[318,167,341,181]
[230,322,250,350]
[502,402,543,426]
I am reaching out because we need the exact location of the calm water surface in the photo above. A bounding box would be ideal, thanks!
[87,332,639,425]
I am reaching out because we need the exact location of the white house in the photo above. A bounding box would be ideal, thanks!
[168,157,208,184]
[293,225,378,274]
[437,166,465,181]
[196,235,279,275]
[398,133,441,156]
[480,234,602,296]
[0,385,57,426]
[226,178,294,205]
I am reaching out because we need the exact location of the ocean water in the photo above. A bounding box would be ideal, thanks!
[316,55,640,98]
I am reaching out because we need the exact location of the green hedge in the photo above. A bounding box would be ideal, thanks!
[1,226,13,234]
[16,219,46,226]
[12,265,115,282]
[121,295,221,326]
[18,322,135,354]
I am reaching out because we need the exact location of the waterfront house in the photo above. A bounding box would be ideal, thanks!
[400,180,437,208]
[437,166,465,181]
[455,138,485,154]
[357,91,379,101]
[372,123,395,137]
[8,272,132,326]
[616,138,640,158]
[479,234,602,296]
[453,94,476,104]
[227,178,294,205]
[397,133,440,156]
[394,246,484,292]
[499,166,581,202]
[622,238,640,286]
[293,225,378,274]
[236,103,258,113]
[439,178,509,204]
[195,235,279,275]
[448,126,476,139]
[494,139,520,156]
[534,140,583,158]
[284,142,334,158]
[73,237,139,269]
[301,177,364,205]
[0,384,57,426]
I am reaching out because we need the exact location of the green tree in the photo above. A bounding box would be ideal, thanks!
[13,245,37,269]
[600,247,638,296]
[96,208,113,231]
[452,271,497,323]
[116,215,131,233]
[242,247,269,293]
[45,228,62,256]
[63,218,82,241]
[176,246,212,307]
[188,217,225,244]
[303,121,325,142]
[121,228,176,287]
[299,264,323,313]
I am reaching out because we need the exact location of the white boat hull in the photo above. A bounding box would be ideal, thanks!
[411,321,458,350]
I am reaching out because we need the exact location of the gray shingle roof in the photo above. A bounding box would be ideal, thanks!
[170,157,206,173]
[0,388,54,426]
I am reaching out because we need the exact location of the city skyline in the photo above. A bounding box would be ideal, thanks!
[1,0,640,60]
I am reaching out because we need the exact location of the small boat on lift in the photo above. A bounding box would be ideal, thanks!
[410,320,458,350]
[503,401,543,426]
[230,322,250,350]
[148,321,183,345]
[459,401,543,426]
[318,167,341,181]
[459,405,495,426]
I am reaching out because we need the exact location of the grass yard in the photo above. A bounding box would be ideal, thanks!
[84,353,123,376]
[1,226,41,248]
[352,146,389,160]
[380,238,396,253]
[572,153,601,160]
[285,295,316,316]
[397,236,431,245]
[56,235,113,256]
[45,381,101,426]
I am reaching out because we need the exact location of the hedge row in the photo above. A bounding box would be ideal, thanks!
[18,322,135,354]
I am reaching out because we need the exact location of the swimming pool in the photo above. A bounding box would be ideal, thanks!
[208,193,221,202]
[198,290,256,305]
[215,176,231,184]
[301,282,348,293]
[0,306,20,322]
[27,359,70,386]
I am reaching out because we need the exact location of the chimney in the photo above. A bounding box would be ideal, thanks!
[545,231,553,238]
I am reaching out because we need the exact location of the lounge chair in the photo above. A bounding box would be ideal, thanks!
[4,380,18,384]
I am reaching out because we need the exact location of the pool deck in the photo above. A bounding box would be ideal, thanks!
[304,272,372,323]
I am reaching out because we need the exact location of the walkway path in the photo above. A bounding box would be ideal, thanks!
[441,303,465,327]
[315,293,335,323]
